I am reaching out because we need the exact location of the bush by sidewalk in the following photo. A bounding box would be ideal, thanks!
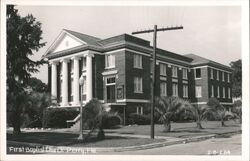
[43,108,78,128]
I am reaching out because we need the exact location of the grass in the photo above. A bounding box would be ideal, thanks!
[7,132,164,147]
[6,120,241,154]
[105,120,242,138]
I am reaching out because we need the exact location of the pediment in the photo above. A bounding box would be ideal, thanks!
[53,34,85,53]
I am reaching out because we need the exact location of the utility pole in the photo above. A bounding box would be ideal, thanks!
[132,25,183,139]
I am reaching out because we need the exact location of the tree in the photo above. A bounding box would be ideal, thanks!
[7,5,46,134]
[81,99,111,140]
[155,96,192,132]
[207,98,234,126]
[230,59,242,98]
[27,77,48,93]
[231,100,242,123]
[184,104,212,129]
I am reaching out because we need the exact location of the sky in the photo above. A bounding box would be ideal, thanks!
[16,5,241,83]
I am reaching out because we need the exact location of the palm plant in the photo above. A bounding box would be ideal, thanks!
[82,99,116,140]
[155,96,192,132]
[184,104,213,129]
[206,98,234,126]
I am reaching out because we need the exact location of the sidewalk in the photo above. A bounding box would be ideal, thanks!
[7,128,241,154]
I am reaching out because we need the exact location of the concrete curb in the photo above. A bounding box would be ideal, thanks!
[7,130,242,154]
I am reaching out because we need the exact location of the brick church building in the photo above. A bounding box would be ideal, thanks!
[43,29,233,120]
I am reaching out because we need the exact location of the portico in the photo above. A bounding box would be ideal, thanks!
[50,51,94,107]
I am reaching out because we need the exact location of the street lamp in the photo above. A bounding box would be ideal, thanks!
[78,75,84,140]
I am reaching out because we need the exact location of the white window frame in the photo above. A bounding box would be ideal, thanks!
[183,84,188,98]
[160,63,167,76]
[133,54,142,69]
[195,68,201,79]
[223,87,225,98]
[210,68,213,79]
[183,68,188,79]
[160,82,167,96]
[228,87,231,98]
[134,77,143,93]
[211,85,214,97]
[105,54,115,68]
[217,86,220,98]
[195,86,202,98]
[136,106,143,115]
[172,66,178,78]
[217,70,219,80]
[172,83,178,97]
[222,72,225,81]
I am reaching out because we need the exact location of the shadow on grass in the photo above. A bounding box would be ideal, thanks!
[7,132,131,146]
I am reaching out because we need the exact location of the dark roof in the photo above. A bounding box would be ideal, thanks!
[63,29,102,46]
[184,53,232,71]
[98,34,150,47]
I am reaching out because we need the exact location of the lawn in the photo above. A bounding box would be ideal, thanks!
[6,120,241,154]
[105,120,242,138]
[7,132,164,147]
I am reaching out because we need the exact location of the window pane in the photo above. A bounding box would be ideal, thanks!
[195,68,201,78]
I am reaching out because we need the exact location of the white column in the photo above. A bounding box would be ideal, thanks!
[51,62,57,99]
[85,53,94,102]
[61,59,69,106]
[72,56,80,105]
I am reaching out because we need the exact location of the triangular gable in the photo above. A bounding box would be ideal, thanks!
[45,30,87,55]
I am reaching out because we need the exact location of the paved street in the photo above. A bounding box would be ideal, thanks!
[102,134,241,155]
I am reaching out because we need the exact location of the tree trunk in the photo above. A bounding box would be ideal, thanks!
[97,128,105,140]
[163,121,171,132]
[221,119,226,127]
[12,111,21,135]
[196,122,203,129]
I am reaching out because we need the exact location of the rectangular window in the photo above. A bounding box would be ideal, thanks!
[105,54,115,68]
[134,77,143,93]
[211,85,214,97]
[195,68,201,79]
[133,54,142,68]
[160,82,167,96]
[172,66,178,77]
[217,70,219,80]
[82,57,86,71]
[106,76,116,85]
[160,63,167,76]
[227,73,230,82]
[228,87,231,98]
[136,106,143,115]
[217,86,220,98]
[172,83,178,96]
[210,69,213,79]
[222,72,225,81]
[223,87,225,98]
[195,86,202,98]
[183,85,188,98]
[183,68,188,79]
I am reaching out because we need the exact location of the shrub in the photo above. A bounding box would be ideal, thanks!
[102,114,122,129]
[127,113,151,125]
[42,108,78,128]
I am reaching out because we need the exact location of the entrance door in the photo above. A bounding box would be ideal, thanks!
[106,76,116,103]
